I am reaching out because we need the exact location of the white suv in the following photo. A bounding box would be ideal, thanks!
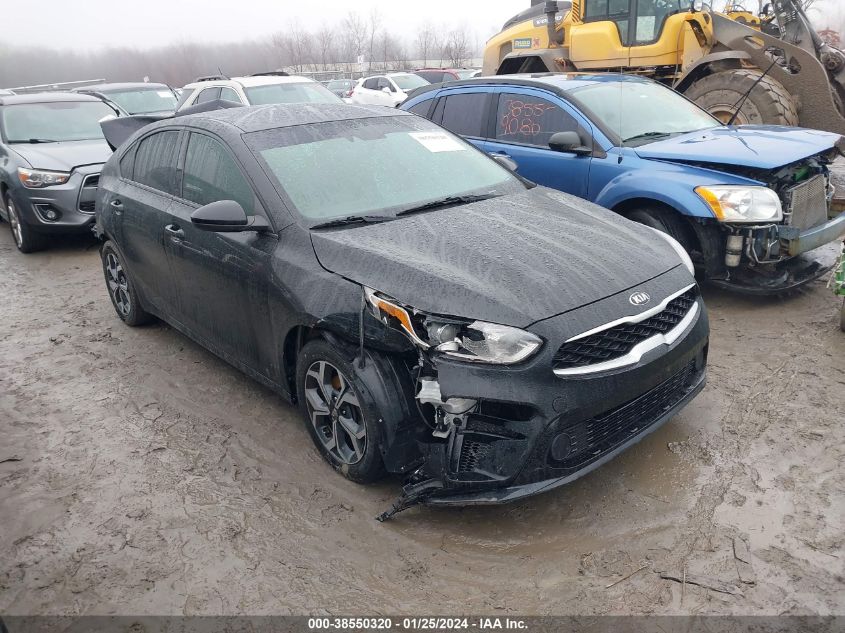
[350,73,430,107]
[176,72,342,111]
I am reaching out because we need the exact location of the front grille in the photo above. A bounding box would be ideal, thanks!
[553,289,697,370]
[513,359,700,484]
[77,173,100,214]
[786,174,828,231]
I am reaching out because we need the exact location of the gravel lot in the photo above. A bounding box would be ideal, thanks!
[0,226,843,616]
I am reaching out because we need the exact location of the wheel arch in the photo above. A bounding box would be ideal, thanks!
[613,197,703,255]
[675,50,749,93]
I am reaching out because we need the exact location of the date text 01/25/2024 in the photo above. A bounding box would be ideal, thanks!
[307,617,529,631]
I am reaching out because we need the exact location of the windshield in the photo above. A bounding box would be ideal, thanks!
[569,80,720,146]
[103,87,178,114]
[327,80,354,89]
[392,75,429,91]
[1,101,115,143]
[247,115,521,222]
[244,82,342,105]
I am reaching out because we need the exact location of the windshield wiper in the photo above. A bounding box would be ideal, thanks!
[310,215,392,230]
[8,138,59,144]
[622,132,675,145]
[396,193,501,217]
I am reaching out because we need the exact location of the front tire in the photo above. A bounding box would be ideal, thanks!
[296,338,386,483]
[5,193,46,254]
[100,240,152,326]
[685,69,799,126]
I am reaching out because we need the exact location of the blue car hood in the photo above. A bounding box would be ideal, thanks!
[635,125,841,170]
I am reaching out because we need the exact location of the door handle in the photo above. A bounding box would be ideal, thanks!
[164,224,185,239]
[110,199,123,214]
[489,151,512,158]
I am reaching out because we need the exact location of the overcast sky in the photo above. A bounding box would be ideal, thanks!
[1,0,520,50]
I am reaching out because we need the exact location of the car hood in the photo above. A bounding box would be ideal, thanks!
[10,139,112,171]
[635,125,841,170]
[310,188,681,327]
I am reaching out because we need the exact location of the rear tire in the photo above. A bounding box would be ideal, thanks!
[5,193,46,254]
[296,338,386,484]
[100,240,152,326]
[684,69,799,126]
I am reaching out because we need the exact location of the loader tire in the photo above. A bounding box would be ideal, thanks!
[684,69,799,127]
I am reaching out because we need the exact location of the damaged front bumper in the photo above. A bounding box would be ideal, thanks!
[781,209,845,257]
[710,210,845,295]
[378,267,709,519]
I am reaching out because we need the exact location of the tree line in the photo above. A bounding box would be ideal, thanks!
[0,11,479,89]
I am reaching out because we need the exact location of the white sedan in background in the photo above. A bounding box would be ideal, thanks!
[350,72,429,107]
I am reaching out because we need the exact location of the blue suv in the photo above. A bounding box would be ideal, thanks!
[401,73,845,294]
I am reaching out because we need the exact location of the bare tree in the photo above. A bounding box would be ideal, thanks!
[416,23,435,66]
[367,8,381,71]
[341,11,366,71]
[316,25,336,68]
[443,28,471,67]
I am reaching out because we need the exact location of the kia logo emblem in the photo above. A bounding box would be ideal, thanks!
[629,292,651,306]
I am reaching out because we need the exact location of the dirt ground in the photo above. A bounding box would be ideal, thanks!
[0,226,843,617]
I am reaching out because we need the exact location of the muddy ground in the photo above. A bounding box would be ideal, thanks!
[0,226,843,616]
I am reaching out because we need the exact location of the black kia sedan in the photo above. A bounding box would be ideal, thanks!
[94,103,709,518]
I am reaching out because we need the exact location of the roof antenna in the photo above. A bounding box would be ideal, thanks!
[217,66,230,80]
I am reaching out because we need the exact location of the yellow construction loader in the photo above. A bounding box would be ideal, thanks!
[482,0,845,134]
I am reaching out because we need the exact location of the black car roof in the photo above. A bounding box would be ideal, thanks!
[175,102,411,133]
[75,83,171,93]
[0,91,108,106]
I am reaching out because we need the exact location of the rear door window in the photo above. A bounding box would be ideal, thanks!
[363,78,379,90]
[219,87,243,103]
[133,130,181,195]
[407,98,435,117]
[438,93,489,138]
[182,133,256,216]
[195,87,221,104]
[494,92,581,148]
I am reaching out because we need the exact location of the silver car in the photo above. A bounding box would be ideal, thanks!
[0,92,115,252]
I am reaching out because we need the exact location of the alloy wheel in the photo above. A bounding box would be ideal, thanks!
[105,252,132,317]
[304,360,367,465]
[7,198,23,248]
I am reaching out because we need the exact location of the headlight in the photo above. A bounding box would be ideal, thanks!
[695,185,782,223]
[647,227,695,276]
[364,287,542,365]
[17,167,70,189]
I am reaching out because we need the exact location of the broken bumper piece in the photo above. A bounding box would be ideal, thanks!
[378,274,709,520]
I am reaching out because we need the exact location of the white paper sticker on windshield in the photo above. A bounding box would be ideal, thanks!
[409,131,466,153]
[157,90,173,98]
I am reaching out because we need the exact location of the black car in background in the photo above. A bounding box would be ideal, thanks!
[73,82,179,116]
[95,103,708,517]
[0,92,116,252]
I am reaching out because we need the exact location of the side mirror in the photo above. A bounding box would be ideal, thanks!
[548,131,592,156]
[490,153,519,172]
[190,200,269,233]
[381,86,393,94]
